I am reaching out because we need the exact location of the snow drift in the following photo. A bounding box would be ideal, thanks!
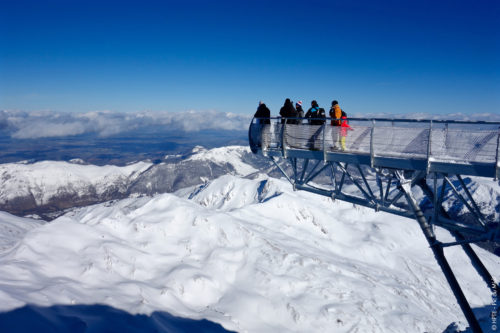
[0,175,498,332]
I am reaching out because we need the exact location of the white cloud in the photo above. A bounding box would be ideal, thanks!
[2,109,498,140]
[12,121,87,139]
[1,110,252,139]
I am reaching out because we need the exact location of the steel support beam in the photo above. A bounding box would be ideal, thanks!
[398,173,483,333]
[444,176,487,227]
[418,180,499,298]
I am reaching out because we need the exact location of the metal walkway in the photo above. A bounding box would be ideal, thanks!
[249,117,500,333]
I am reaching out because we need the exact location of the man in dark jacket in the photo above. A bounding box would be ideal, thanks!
[305,100,326,125]
[254,101,270,124]
[253,101,271,149]
[304,100,326,149]
[279,98,297,124]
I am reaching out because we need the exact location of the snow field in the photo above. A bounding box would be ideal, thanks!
[0,175,498,332]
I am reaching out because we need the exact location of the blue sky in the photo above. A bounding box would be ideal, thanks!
[1,0,499,116]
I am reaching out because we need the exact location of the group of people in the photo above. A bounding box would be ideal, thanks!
[254,99,353,151]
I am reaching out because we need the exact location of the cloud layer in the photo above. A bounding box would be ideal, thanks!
[1,110,499,140]
[1,110,252,139]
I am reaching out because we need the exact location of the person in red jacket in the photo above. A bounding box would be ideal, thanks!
[340,115,353,151]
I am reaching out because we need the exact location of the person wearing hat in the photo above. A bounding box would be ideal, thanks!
[295,100,305,124]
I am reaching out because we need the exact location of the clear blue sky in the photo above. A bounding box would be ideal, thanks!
[1,0,499,116]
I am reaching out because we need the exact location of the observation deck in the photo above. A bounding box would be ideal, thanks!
[249,117,500,179]
[249,117,500,333]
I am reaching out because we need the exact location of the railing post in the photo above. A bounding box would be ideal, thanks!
[495,126,500,180]
[370,119,375,168]
[433,173,438,229]
[322,123,327,161]
[282,119,287,158]
[426,120,433,174]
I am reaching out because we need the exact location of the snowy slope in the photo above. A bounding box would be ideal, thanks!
[0,146,268,218]
[0,160,152,215]
[440,176,500,223]
[185,145,259,176]
[0,211,45,253]
[0,175,497,332]
[0,161,153,204]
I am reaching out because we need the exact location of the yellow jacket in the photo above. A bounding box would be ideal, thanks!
[330,105,342,126]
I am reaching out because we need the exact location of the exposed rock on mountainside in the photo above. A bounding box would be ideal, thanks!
[0,146,276,219]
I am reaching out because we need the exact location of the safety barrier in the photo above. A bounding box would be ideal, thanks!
[249,117,500,178]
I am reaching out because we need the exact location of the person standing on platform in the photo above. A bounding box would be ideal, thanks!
[305,100,326,149]
[254,101,270,124]
[329,100,342,150]
[340,115,353,151]
[305,100,325,125]
[280,98,297,124]
[253,101,271,149]
[296,101,305,124]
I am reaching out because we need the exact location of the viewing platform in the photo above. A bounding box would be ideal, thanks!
[249,116,500,333]
[249,117,500,179]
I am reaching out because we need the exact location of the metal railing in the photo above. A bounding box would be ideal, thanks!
[249,117,500,169]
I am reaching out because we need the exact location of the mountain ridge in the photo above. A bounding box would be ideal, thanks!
[0,146,272,219]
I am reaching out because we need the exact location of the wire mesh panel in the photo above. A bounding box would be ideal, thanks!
[261,121,283,149]
[430,124,499,163]
[249,118,283,150]
[285,124,324,150]
[373,124,430,159]
[340,119,373,153]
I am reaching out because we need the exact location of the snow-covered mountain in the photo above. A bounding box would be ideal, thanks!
[0,160,152,217]
[0,146,276,219]
[1,144,498,229]
[0,174,498,332]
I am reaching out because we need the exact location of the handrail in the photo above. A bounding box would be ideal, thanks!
[252,117,500,125]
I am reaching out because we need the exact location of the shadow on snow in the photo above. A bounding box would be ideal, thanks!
[0,303,237,333]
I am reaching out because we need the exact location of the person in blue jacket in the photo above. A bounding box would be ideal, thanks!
[305,100,326,125]
[305,100,326,149]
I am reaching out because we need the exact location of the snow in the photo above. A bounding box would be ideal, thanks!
[0,161,152,205]
[0,174,498,332]
[440,176,500,222]
[186,146,258,176]
[0,211,45,253]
